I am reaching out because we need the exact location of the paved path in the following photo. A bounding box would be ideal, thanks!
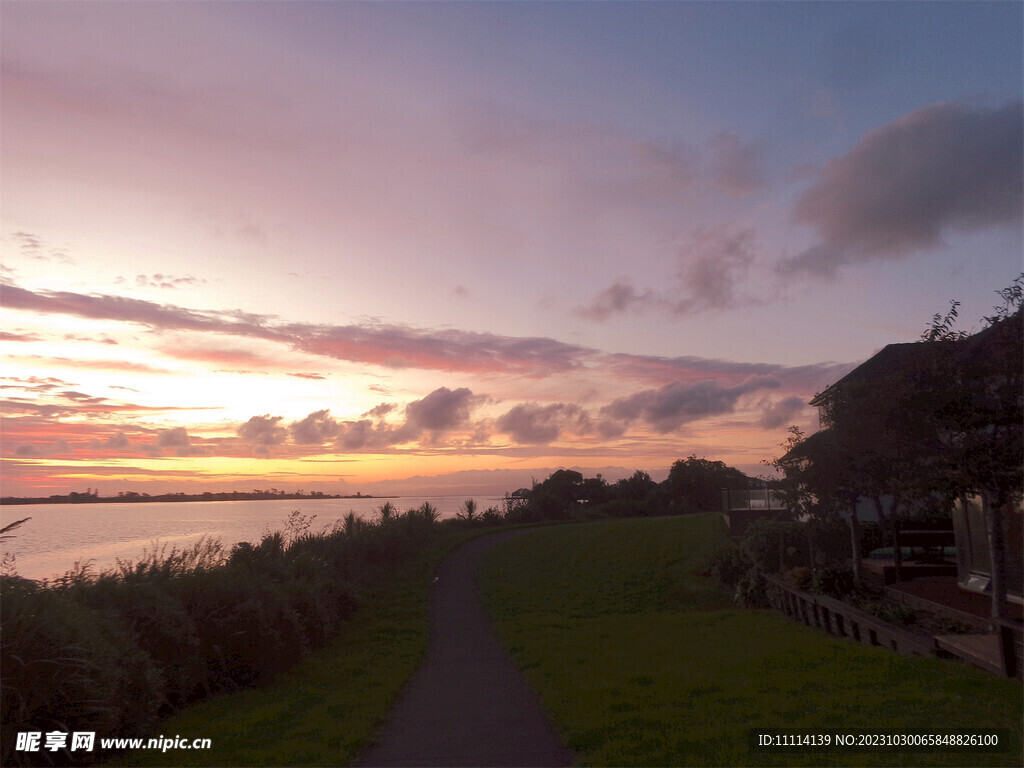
[356,530,574,767]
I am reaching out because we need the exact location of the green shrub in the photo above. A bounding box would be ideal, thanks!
[68,575,204,710]
[741,518,808,573]
[699,542,752,589]
[172,567,306,689]
[734,567,769,608]
[0,507,443,762]
[858,598,917,627]
[812,564,855,597]
[699,542,770,607]
[1,576,162,765]
[591,499,643,518]
[480,506,505,524]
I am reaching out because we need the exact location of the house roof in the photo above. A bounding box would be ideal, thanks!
[811,308,1022,408]
[778,426,835,464]
[809,341,953,407]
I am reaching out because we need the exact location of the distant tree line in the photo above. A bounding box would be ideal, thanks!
[0,489,377,505]
[503,456,759,524]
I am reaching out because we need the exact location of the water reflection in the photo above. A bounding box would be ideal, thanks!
[1,496,502,581]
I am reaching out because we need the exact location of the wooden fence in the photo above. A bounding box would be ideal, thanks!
[765,575,941,658]
[764,574,1022,679]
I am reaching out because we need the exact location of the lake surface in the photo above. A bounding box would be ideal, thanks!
[0,496,505,582]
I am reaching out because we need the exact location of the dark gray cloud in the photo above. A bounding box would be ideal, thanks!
[600,375,780,434]
[675,227,757,313]
[402,387,481,436]
[1,399,72,418]
[782,101,1023,276]
[758,396,810,429]
[90,432,132,451]
[155,427,202,456]
[289,409,340,445]
[574,279,657,321]
[60,390,107,405]
[364,403,395,420]
[1,281,261,335]
[335,419,381,451]
[290,324,589,376]
[238,414,287,446]
[249,388,485,453]
[576,226,759,319]
[104,432,131,450]
[495,402,590,444]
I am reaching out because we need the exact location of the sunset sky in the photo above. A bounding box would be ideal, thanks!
[2,1,1021,498]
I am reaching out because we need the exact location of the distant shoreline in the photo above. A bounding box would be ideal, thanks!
[0,491,391,506]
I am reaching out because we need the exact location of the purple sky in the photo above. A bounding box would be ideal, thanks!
[2,1,1021,497]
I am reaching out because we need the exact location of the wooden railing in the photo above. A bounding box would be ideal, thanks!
[764,574,1023,679]
[764,575,938,658]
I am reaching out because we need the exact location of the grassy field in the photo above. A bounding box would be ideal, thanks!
[479,514,1023,767]
[113,528,485,767]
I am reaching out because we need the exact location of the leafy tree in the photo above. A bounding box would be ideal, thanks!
[982,273,1023,326]
[764,428,832,575]
[663,456,753,513]
[613,470,657,502]
[579,475,610,506]
[778,277,1023,590]
[527,469,585,518]
[776,425,873,585]
[920,299,969,342]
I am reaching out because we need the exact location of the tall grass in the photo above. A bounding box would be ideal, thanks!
[118,526,493,767]
[0,503,502,766]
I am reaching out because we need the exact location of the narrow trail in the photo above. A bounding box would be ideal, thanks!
[355,529,574,767]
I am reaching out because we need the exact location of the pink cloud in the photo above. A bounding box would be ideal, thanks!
[0,331,42,342]
[3,282,591,377]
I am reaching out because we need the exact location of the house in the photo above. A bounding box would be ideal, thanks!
[780,308,1022,675]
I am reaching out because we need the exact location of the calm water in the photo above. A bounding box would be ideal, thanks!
[0,496,504,582]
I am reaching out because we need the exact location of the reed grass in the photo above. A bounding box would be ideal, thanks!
[0,504,484,766]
